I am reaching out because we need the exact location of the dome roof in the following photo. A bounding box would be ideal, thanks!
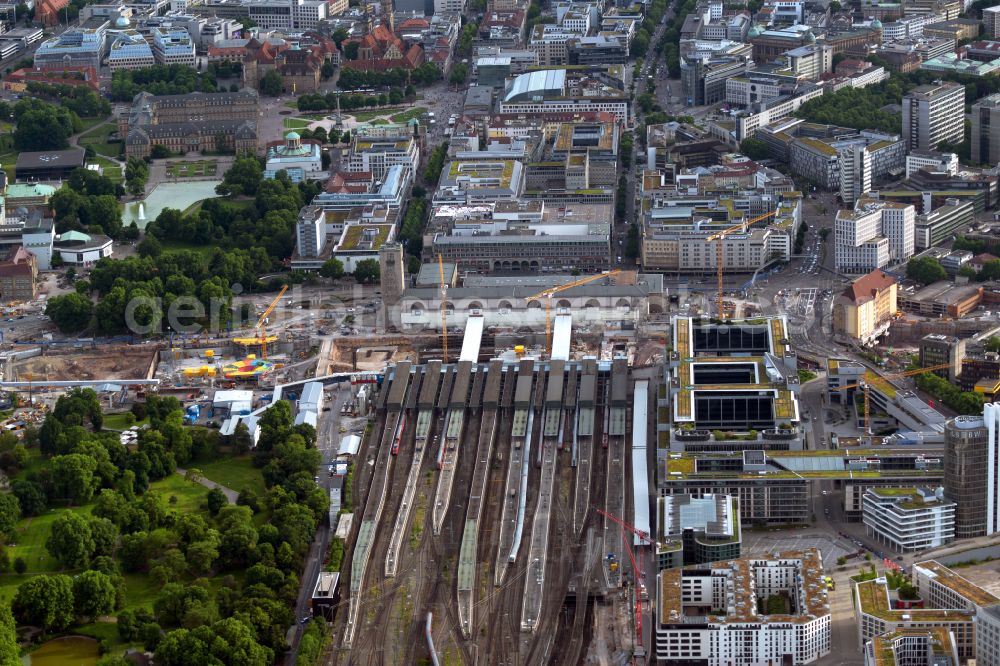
[871,18,882,28]
[805,30,816,43]
[748,24,762,37]
[115,15,129,27]
[285,131,300,140]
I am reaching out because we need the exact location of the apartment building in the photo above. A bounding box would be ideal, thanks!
[831,269,898,345]
[835,200,915,274]
[655,550,831,666]
[862,486,955,552]
[864,629,959,666]
[985,5,1000,37]
[902,82,965,152]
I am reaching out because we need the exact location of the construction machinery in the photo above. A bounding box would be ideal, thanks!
[438,254,448,364]
[596,508,652,662]
[232,284,288,359]
[834,362,960,440]
[705,210,777,320]
[524,270,622,357]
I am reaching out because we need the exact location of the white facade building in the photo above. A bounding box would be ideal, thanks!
[107,32,155,71]
[984,402,1000,534]
[905,150,959,178]
[862,487,955,552]
[835,201,915,274]
[655,550,831,666]
[902,82,965,152]
[151,27,195,65]
[840,144,872,206]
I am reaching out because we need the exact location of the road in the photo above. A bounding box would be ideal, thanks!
[284,382,353,664]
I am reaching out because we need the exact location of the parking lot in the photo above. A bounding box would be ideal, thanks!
[743,531,858,568]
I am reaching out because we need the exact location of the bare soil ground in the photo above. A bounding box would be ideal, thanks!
[14,349,156,381]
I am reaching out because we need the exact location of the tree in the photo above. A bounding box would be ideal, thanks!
[320,62,335,80]
[0,602,18,666]
[50,453,99,505]
[45,292,94,333]
[985,336,1000,353]
[906,256,947,285]
[216,156,263,196]
[740,137,770,160]
[625,223,640,260]
[73,570,116,619]
[125,157,150,198]
[206,487,228,516]
[342,42,359,60]
[12,480,46,516]
[13,558,25,575]
[12,98,80,151]
[319,258,345,280]
[0,494,19,535]
[259,70,284,96]
[12,574,75,631]
[353,259,380,284]
[449,63,468,85]
[46,511,95,567]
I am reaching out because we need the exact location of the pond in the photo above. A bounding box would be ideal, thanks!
[23,636,100,666]
[122,180,224,229]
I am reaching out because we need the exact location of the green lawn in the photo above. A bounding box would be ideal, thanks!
[0,152,16,180]
[79,122,122,159]
[197,456,265,496]
[151,474,211,516]
[166,160,218,178]
[283,117,313,129]
[390,107,426,124]
[349,109,393,122]
[102,413,148,430]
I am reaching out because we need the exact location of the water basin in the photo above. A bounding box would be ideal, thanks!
[122,180,223,229]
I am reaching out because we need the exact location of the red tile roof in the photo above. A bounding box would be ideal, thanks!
[842,270,896,305]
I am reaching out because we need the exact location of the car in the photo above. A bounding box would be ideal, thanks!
[300,616,311,625]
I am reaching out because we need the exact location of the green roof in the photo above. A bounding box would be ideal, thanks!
[59,230,91,242]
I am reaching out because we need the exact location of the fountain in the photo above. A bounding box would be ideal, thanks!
[137,201,146,221]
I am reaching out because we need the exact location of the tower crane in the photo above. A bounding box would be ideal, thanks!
[233,284,288,359]
[438,254,448,364]
[705,210,777,320]
[596,507,652,661]
[524,270,622,358]
[834,362,960,441]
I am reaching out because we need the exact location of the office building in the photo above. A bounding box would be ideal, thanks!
[194,0,330,30]
[34,28,106,70]
[920,334,966,382]
[905,150,959,178]
[346,132,420,181]
[862,486,955,552]
[986,6,1000,38]
[498,68,629,122]
[657,494,741,570]
[864,629,959,666]
[151,27,195,66]
[972,93,1000,166]
[314,165,411,212]
[840,144,872,206]
[977,604,1000,666]
[902,82,965,152]
[655,550,831,666]
[914,199,974,250]
[832,270,898,346]
[0,246,37,302]
[835,200,915,274]
[107,32,155,71]
[943,410,996,538]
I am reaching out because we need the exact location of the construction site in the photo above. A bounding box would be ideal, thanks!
[330,314,655,665]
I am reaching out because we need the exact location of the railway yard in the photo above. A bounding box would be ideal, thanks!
[331,355,650,665]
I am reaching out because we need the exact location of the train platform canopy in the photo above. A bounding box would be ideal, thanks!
[339,434,361,456]
[460,315,484,362]
[551,314,572,361]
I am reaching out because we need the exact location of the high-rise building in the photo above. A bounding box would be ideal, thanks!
[835,200,915,274]
[840,144,872,206]
[984,6,1000,37]
[972,93,1000,166]
[943,408,1000,538]
[902,82,965,152]
[378,242,405,326]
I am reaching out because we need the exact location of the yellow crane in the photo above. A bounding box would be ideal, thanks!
[233,284,288,359]
[525,270,622,357]
[705,210,777,320]
[834,363,958,440]
[438,255,448,364]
